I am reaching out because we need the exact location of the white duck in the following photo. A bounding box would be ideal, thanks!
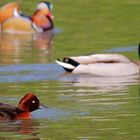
[56,44,140,77]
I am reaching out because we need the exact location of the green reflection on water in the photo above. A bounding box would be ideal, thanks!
[0,82,139,140]
[0,0,140,140]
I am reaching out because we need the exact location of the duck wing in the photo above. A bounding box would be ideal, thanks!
[70,54,132,64]
[0,103,24,121]
[0,2,20,24]
[1,17,36,33]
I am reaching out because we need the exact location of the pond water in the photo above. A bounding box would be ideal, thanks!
[0,0,140,140]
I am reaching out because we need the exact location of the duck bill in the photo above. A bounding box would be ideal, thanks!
[39,103,49,109]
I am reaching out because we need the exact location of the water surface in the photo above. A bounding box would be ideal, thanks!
[0,0,140,140]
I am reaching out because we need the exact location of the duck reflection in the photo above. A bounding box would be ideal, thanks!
[0,31,54,64]
[0,119,40,137]
[60,73,139,92]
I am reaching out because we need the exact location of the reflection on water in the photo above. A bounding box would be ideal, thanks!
[0,119,39,139]
[32,107,88,120]
[0,63,139,91]
[0,69,139,139]
[0,31,54,64]
[0,54,139,140]
[0,107,68,139]
[58,72,139,92]
[0,27,139,140]
[0,62,139,89]
[0,64,62,82]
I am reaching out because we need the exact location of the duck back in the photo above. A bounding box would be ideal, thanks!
[74,62,139,76]
[2,17,36,33]
[71,54,133,64]
[0,103,23,121]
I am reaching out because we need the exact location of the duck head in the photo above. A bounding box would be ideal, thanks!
[32,1,54,31]
[37,1,54,20]
[37,1,53,14]
[18,92,40,112]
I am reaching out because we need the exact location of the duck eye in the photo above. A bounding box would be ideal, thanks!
[32,100,36,104]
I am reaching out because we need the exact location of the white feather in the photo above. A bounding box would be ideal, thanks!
[55,60,75,69]
[13,8,20,17]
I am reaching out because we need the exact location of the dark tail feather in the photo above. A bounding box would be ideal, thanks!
[55,58,79,72]
[63,57,79,67]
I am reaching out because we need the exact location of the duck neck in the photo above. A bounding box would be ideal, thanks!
[16,112,32,120]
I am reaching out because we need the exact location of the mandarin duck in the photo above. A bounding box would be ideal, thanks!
[0,1,54,33]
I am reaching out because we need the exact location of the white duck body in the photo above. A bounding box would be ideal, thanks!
[56,54,139,76]
[74,62,138,76]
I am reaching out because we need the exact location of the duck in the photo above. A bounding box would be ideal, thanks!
[55,44,140,77]
[0,2,20,25]
[0,1,54,33]
[0,92,45,121]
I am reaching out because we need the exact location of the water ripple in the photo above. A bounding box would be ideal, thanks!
[0,63,61,82]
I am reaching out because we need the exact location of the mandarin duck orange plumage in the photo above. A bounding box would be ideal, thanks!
[0,2,20,24]
[0,1,54,33]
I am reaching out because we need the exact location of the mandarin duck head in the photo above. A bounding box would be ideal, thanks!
[37,1,54,20]
[31,1,54,32]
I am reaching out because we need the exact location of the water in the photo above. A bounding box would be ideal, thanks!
[0,33,139,139]
[0,0,140,140]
